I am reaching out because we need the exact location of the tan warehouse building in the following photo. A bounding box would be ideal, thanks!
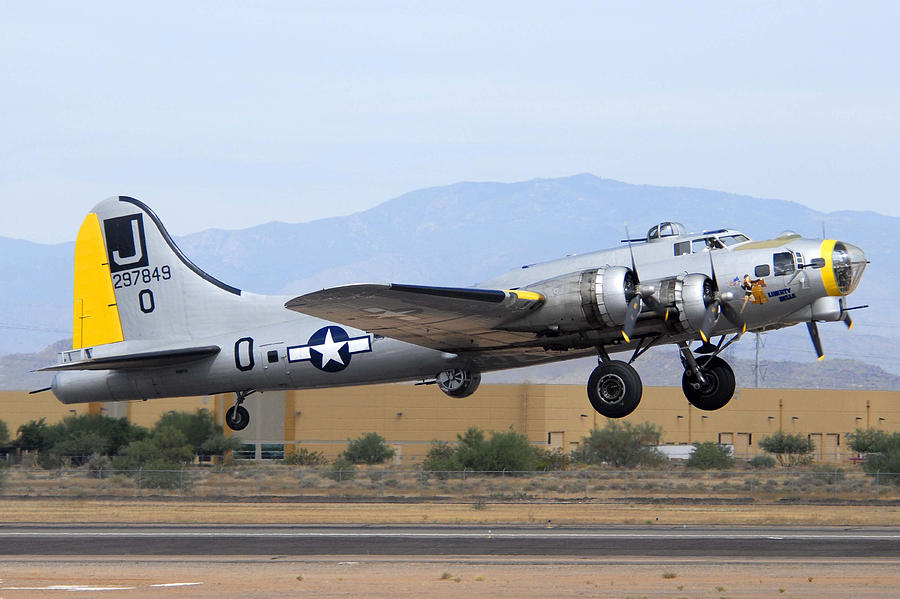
[3,385,898,464]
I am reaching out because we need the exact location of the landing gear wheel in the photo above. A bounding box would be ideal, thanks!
[682,355,735,411]
[587,360,643,418]
[225,405,250,431]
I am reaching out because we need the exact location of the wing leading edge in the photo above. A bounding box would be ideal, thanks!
[285,284,544,352]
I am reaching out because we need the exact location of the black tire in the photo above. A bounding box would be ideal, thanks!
[586,360,643,418]
[225,405,250,431]
[681,355,736,411]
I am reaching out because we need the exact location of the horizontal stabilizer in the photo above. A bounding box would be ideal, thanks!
[38,345,221,372]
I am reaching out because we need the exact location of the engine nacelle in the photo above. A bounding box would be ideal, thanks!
[437,368,481,398]
[674,273,714,332]
[506,266,637,333]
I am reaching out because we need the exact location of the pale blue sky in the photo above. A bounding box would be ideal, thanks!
[2,2,898,243]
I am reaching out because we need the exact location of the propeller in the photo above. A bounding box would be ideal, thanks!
[698,241,747,343]
[620,226,667,342]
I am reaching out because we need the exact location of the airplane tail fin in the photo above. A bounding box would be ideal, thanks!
[72,196,246,348]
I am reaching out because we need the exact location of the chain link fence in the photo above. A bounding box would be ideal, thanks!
[1,466,898,501]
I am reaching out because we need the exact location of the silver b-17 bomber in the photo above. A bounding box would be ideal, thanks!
[42,197,868,430]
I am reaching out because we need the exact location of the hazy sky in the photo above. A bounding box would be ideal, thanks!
[2,2,898,243]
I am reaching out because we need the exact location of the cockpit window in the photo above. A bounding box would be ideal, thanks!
[691,237,725,253]
[719,234,750,246]
[773,251,795,276]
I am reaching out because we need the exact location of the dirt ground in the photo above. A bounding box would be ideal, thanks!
[1,557,899,599]
[1,498,899,525]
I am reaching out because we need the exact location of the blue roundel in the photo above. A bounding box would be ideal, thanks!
[307,326,352,372]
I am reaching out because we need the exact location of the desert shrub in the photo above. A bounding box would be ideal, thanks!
[0,419,9,447]
[573,420,666,468]
[535,447,571,471]
[423,440,457,473]
[759,431,815,467]
[328,456,357,480]
[748,455,776,469]
[686,442,734,470]
[284,447,328,466]
[846,428,899,454]
[14,418,52,453]
[341,432,396,465]
[423,427,539,472]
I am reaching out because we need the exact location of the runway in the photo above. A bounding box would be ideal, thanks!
[2,524,898,558]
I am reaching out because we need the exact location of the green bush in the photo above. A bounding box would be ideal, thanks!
[284,447,328,466]
[422,427,540,472]
[848,430,900,485]
[759,431,815,467]
[748,455,776,469]
[0,419,9,447]
[341,432,395,465]
[573,420,666,468]
[686,442,735,470]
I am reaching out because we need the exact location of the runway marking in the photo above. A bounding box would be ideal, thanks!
[150,582,203,587]
[2,585,135,591]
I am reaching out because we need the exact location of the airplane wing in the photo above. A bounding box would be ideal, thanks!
[285,284,545,352]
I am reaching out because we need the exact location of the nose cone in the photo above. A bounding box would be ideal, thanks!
[824,240,867,296]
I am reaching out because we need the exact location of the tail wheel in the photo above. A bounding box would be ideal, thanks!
[587,360,643,418]
[682,355,735,411]
[225,405,250,431]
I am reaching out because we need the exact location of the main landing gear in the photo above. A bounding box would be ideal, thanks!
[225,389,256,431]
[586,340,737,418]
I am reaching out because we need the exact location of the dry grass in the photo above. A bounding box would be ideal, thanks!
[1,499,899,525]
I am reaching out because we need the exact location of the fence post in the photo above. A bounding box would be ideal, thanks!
[218,466,223,497]
[665,468,670,499]
[462,470,466,498]
[875,471,880,499]
[58,468,63,496]
[299,468,304,497]
[790,469,795,498]
[179,467,184,497]
[749,474,754,500]
[502,469,507,497]
[625,468,629,499]
[257,468,263,496]
[707,471,711,498]
[137,467,142,497]
[98,468,103,496]
[833,470,838,499]
[380,470,385,498]
[584,469,589,498]
[339,468,344,498]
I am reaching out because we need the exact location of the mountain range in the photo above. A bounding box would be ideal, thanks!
[1,174,894,390]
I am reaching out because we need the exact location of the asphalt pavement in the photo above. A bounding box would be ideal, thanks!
[2,524,898,558]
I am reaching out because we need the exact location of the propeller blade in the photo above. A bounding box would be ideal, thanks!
[807,321,824,361]
[719,300,747,335]
[839,298,854,330]
[621,294,642,342]
[843,312,854,330]
[699,303,720,343]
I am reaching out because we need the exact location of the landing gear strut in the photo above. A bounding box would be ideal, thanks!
[225,389,255,431]
[587,359,643,418]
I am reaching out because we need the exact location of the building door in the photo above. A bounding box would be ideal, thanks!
[808,433,823,461]
[823,433,840,463]
[548,431,564,450]
[735,433,752,460]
